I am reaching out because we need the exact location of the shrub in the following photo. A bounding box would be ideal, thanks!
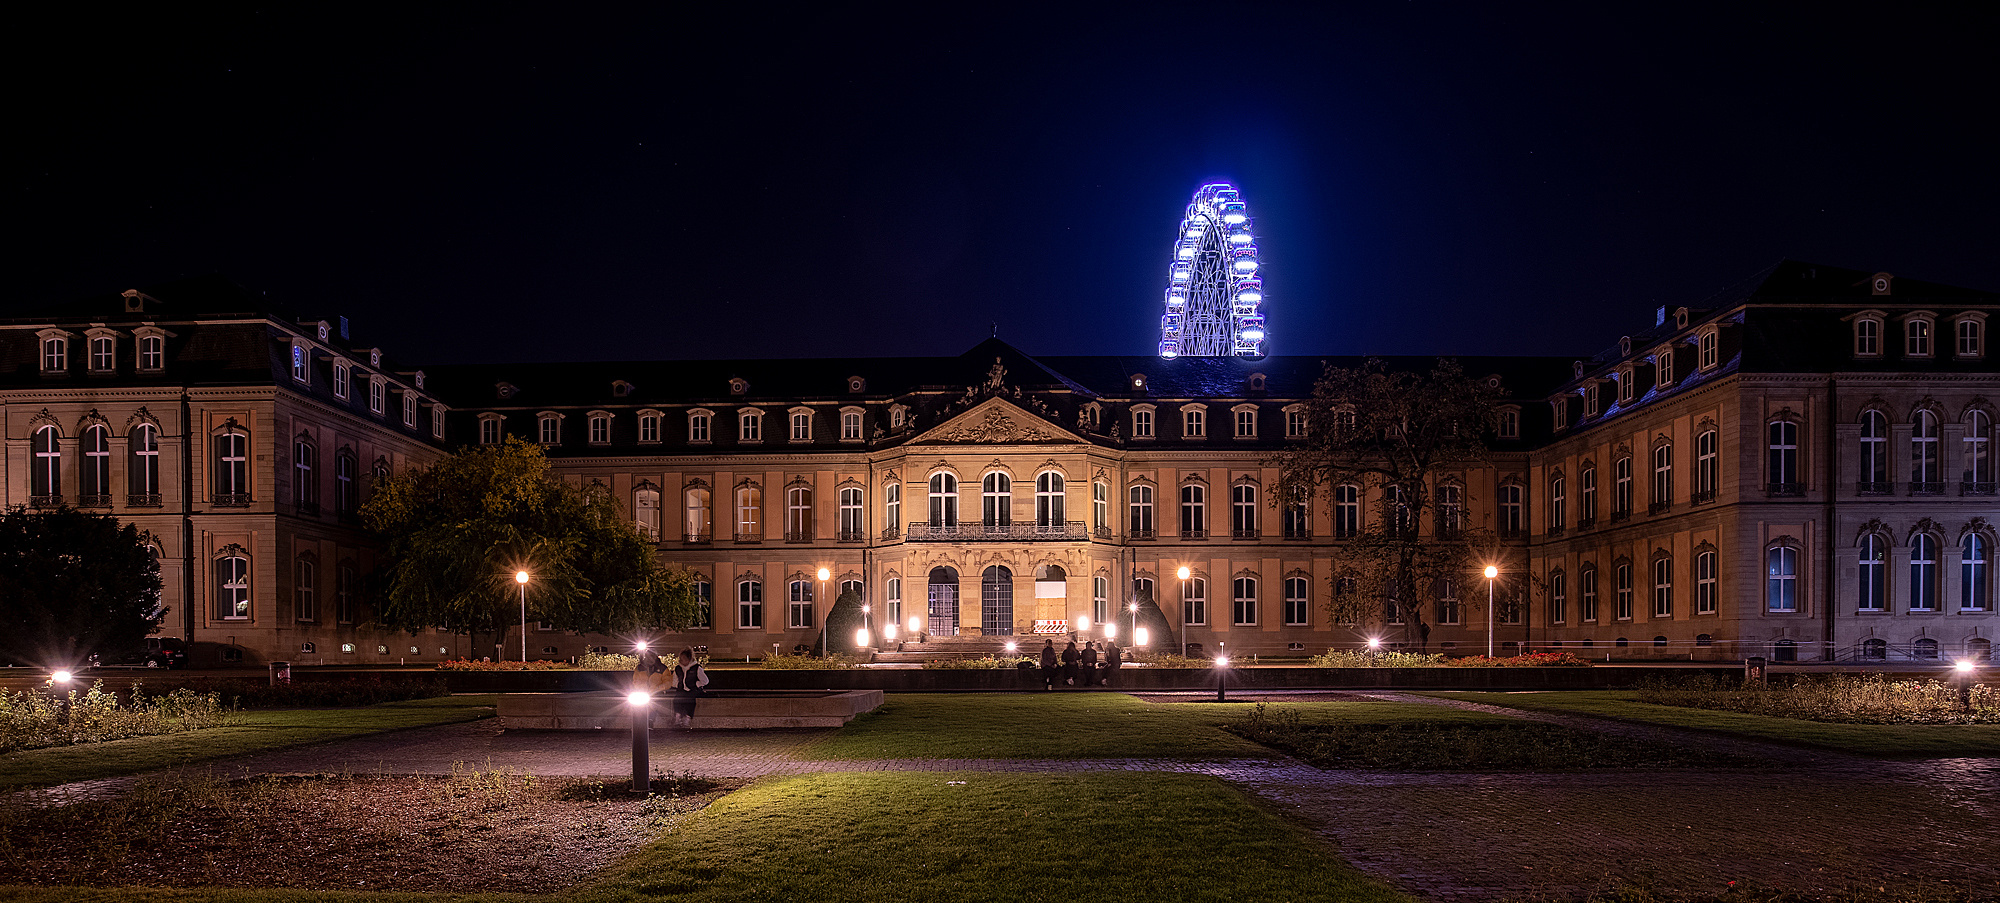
[759,653,858,670]
[575,652,640,671]
[1636,673,1996,724]
[0,681,225,753]
[1446,652,1594,668]
[1308,650,1449,668]
[921,656,1035,670]
[1138,653,1215,669]
[187,677,450,709]
[435,658,572,671]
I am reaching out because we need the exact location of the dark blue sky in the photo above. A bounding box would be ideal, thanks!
[11,3,1998,364]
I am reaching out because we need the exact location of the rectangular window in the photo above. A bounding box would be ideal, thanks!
[333,363,349,399]
[336,564,356,624]
[1128,485,1154,537]
[538,417,560,445]
[1855,319,1879,356]
[589,415,610,444]
[689,413,711,442]
[739,411,761,442]
[1093,576,1109,624]
[1581,467,1598,522]
[1549,571,1567,624]
[1700,330,1718,369]
[1093,481,1109,531]
[1133,410,1154,438]
[738,581,763,629]
[1285,409,1307,438]
[1614,457,1632,516]
[886,578,902,627]
[1234,409,1255,438]
[90,336,115,371]
[841,411,862,440]
[1768,547,1798,613]
[431,405,445,438]
[1657,350,1674,385]
[1231,484,1256,538]
[139,335,164,370]
[1179,484,1206,538]
[1581,569,1599,622]
[291,345,308,383]
[480,418,501,445]
[402,393,417,428]
[1181,578,1207,626]
[1696,551,1717,614]
[1334,485,1359,538]
[791,412,811,441]
[1907,319,1932,356]
[885,484,901,534]
[42,336,66,371]
[1283,576,1308,626]
[693,580,713,629]
[838,487,864,539]
[1183,409,1205,438]
[1652,444,1673,510]
[1958,319,1982,357]
[295,559,316,622]
[217,555,250,619]
[1615,563,1633,620]
[369,377,384,414]
[639,414,660,443]
[1231,577,1257,626]
[1653,557,1673,618]
[736,487,763,538]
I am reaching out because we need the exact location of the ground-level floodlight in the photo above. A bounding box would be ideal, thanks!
[1367,637,1383,649]
[1135,627,1150,646]
[854,628,871,649]
[627,691,652,792]
[1955,659,1978,713]
[1214,655,1230,702]
[1004,641,1019,654]
[1103,623,1117,639]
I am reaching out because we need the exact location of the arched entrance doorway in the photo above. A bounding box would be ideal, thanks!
[927,567,959,637]
[982,566,1014,636]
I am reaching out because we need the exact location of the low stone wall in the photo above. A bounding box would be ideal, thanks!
[497,689,885,730]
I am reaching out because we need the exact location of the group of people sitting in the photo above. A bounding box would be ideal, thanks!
[635,646,709,728]
[1037,638,1120,689]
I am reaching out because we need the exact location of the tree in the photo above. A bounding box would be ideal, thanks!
[362,437,696,654]
[1271,359,1506,650]
[0,507,163,668]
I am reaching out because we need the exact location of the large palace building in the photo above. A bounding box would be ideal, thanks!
[4,262,1996,666]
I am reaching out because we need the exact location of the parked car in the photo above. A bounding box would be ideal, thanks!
[107,637,189,669]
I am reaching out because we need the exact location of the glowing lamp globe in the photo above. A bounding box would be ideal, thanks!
[1367,637,1382,649]
[854,629,871,648]
[515,570,529,584]
[1215,656,1231,667]
[816,567,830,581]
[1076,615,1090,632]
[1103,623,1118,639]
[883,624,898,641]
[1483,565,1499,580]
[908,616,923,634]
[51,670,72,685]
[1957,660,1977,674]
[1177,566,1191,580]
[1005,642,1019,654]
[626,691,650,707]
[635,641,648,651]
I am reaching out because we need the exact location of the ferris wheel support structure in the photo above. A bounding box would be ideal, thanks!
[1157,182,1265,359]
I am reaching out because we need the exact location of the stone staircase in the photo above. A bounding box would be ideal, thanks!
[871,634,1031,664]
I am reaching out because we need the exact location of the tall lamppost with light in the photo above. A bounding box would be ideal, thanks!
[857,603,872,652]
[1177,565,1191,657]
[515,570,531,663]
[816,567,830,656]
[1483,564,1499,658]
[1954,659,1978,713]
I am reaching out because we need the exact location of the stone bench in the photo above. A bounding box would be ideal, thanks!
[496,689,884,730]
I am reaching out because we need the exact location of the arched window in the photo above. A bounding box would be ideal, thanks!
[841,410,862,440]
[1912,410,1940,490]
[1548,472,1566,532]
[1579,464,1598,524]
[981,566,1014,636]
[929,473,958,529]
[838,486,864,540]
[1858,534,1886,612]
[1180,483,1207,539]
[295,557,316,622]
[981,472,1011,530]
[1127,483,1154,539]
[785,485,813,541]
[1963,410,1993,489]
[1696,550,1717,615]
[30,425,61,503]
[1283,576,1308,626]
[688,410,712,443]
[1961,534,1989,612]
[1182,576,1208,626]
[685,486,712,542]
[293,437,318,513]
[1230,482,1257,538]
[213,428,250,505]
[1695,429,1718,501]
[216,553,250,619]
[734,484,762,540]
[1613,456,1633,518]
[1232,576,1257,626]
[335,562,357,624]
[1036,472,1066,529]
[738,409,762,442]
[79,425,110,505]
[1910,534,1938,611]
[1913,637,1939,660]
[638,410,662,443]
[1333,484,1360,538]
[1859,410,1889,491]
[634,484,660,541]
[1652,555,1673,618]
[790,410,811,441]
[1907,318,1933,357]
[537,413,561,445]
[787,579,814,628]
[1968,637,1993,663]
[885,576,903,626]
[1766,420,1798,494]
[1092,481,1109,532]
[588,413,611,445]
[1651,443,1674,511]
[1767,546,1798,613]
[737,579,763,629]
[129,424,160,504]
[884,482,901,536]
[1860,638,1887,660]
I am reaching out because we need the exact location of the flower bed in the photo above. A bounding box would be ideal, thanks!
[1637,674,1997,724]
[759,653,859,670]
[921,656,1034,670]
[0,681,225,753]
[1307,650,1592,668]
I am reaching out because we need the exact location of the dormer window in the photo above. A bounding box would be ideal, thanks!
[1853,314,1883,357]
[688,408,713,443]
[1551,396,1570,431]
[1182,404,1207,439]
[1231,404,1258,439]
[333,361,350,399]
[1617,367,1635,405]
[413,372,425,390]
[738,408,763,442]
[401,391,417,428]
[135,329,166,371]
[369,376,385,415]
[1674,308,1690,328]
[1247,372,1267,393]
[1618,336,1632,356]
[729,378,749,396]
[1656,348,1674,386]
[537,412,563,445]
[638,410,663,443]
[1903,312,1936,357]
[291,343,310,384]
[431,405,446,439]
[1130,373,1148,393]
[87,334,116,373]
[1698,328,1719,370]
[1497,406,1521,439]
[588,411,612,445]
[889,405,907,430]
[478,413,504,445]
[1585,384,1601,417]
[847,376,866,393]
[317,322,330,341]
[1131,404,1156,439]
[1955,314,1986,359]
[789,407,813,442]
[839,407,865,441]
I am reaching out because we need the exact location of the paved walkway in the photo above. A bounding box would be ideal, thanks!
[19,693,2000,901]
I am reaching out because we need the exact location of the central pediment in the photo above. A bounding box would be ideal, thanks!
[908,396,1084,445]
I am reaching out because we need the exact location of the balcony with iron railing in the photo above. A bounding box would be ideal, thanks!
[76,494,112,509]
[879,527,901,541]
[906,521,1089,542]
[1283,527,1312,541]
[1910,482,1946,496]
[733,532,762,544]
[1648,501,1673,515]
[1610,509,1631,523]
[838,529,866,543]
[1691,489,1716,505]
[1129,528,1156,541]
[1766,483,1805,498]
[1231,528,1259,541]
[1180,528,1209,541]
[212,493,252,508]
[1961,481,1997,497]
[1546,524,1564,538]
[1576,517,1597,530]
[29,495,62,508]
[1857,481,1894,495]
[784,531,813,544]
[684,531,712,544]
[127,493,163,508]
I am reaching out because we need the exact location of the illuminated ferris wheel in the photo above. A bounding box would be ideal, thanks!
[1157,182,1265,359]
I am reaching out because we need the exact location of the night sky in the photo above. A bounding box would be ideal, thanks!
[11,4,1998,365]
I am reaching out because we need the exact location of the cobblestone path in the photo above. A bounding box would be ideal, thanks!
[19,693,2000,901]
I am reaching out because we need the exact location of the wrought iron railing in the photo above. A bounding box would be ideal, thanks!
[127,493,163,508]
[1961,482,1997,497]
[1180,529,1208,541]
[1766,483,1805,498]
[213,492,252,508]
[685,531,712,544]
[1910,482,1946,496]
[784,531,813,544]
[75,494,111,508]
[1577,517,1597,530]
[1231,528,1259,541]
[1129,528,1156,541]
[1648,501,1672,515]
[29,494,63,508]
[1857,481,1894,495]
[837,529,866,543]
[733,532,762,544]
[1691,489,1716,505]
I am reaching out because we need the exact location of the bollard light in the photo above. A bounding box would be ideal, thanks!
[884,623,898,641]
[1135,626,1150,646]
[51,670,73,686]
[1367,637,1382,650]
[1215,655,1230,667]
[1213,655,1230,702]
[855,628,871,648]
[628,690,652,792]
[627,690,651,706]
[1956,660,1977,675]
[1103,623,1117,639]
[1004,641,1018,654]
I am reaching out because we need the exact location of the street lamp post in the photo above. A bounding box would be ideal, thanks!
[627,689,651,792]
[1483,564,1499,658]
[816,567,830,657]
[515,570,531,663]
[1177,565,1191,658]
[1955,659,1977,713]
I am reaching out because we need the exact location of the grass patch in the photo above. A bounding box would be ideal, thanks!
[1426,691,2000,758]
[0,695,497,791]
[591,771,1416,903]
[1635,673,1996,724]
[1225,702,1750,770]
[803,692,1502,760]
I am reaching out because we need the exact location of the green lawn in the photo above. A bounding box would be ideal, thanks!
[803,692,1509,759]
[0,695,497,791]
[1426,690,2000,758]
